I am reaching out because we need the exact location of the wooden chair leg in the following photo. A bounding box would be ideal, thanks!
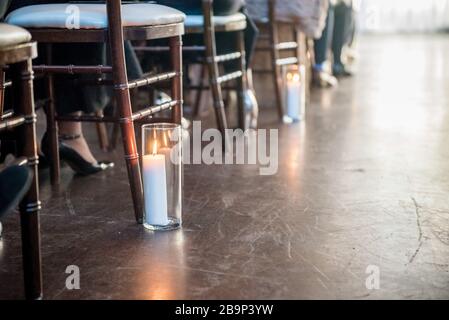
[203,0,228,135]
[192,63,206,118]
[114,87,143,224]
[236,30,247,130]
[170,36,183,125]
[107,0,143,223]
[44,44,60,185]
[0,67,5,115]
[109,100,120,151]
[269,22,285,120]
[95,110,109,151]
[13,59,43,300]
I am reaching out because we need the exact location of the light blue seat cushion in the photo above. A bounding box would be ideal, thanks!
[185,12,246,28]
[6,3,185,29]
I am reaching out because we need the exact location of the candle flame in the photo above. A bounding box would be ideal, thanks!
[287,72,300,83]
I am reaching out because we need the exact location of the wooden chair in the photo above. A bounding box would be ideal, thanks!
[189,0,247,131]
[0,23,42,300]
[251,0,308,120]
[6,1,185,223]
[138,0,248,132]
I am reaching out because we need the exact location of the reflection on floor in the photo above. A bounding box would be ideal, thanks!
[1,34,449,299]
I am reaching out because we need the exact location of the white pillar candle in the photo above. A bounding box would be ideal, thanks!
[143,153,169,226]
[285,66,306,122]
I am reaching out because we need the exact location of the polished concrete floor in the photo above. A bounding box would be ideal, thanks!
[1,34,449,299]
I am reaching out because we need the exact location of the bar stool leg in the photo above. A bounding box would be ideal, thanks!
[108,1,144,223]
[13,59,43,300]
[170,36,183,125]
[44,44,60,185]
[236,30,247,130]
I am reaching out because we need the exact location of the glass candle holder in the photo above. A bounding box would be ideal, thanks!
[142,123,182,231]
[283,65,306,123]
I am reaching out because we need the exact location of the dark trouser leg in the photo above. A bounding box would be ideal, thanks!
[314,4,335,67]
[332,2,353,66]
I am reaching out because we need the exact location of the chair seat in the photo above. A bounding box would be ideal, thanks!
[0,23,32,49]
[185,12,246,29]
[5,3,185,30]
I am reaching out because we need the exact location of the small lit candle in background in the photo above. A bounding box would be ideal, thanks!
[285,65,306,122]
[142,140,169,226]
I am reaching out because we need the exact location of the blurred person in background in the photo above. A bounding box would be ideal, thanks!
[313,0,358,87]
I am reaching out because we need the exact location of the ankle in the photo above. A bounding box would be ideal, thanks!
[59,133,82,141]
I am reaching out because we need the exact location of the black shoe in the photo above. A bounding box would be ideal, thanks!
[333,63,353,78]
[59,142,114,176]
[42,132,114,176]
[0,165,33,220]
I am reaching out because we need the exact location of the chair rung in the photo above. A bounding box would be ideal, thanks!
[134,46,206,52]
[1,80,12,89]
[0,110,13,121]
[0,115,26,131]
[276,57,299,66]
[132,100,179,121]
[214,52,242,63]
[186,85,236,90]
[33,65,113,74]
[216,71,243,84]
[257,42,298,52]
[276,42,298,50]
[126,72,177,90]
[183,46,206,52]
[56,114,117,123]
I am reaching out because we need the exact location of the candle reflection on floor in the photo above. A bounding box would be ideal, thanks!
[136,231,186,300]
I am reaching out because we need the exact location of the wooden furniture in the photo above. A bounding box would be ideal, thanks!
[252,0,308,120]
[188,0,248,131]
[138,0,248,132]
[6,2,185,223]
[0,23,42,300]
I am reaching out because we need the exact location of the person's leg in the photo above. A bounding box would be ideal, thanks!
[58,117,97,165]
[6,1,112,168]
[332,3,347,66]
[0,165,33,238]
[50,43,109,165]
[313,2,338,87]
[243,9,259,69]
[0,0,12,19]
[332,1,353,76]
[314,3,335,70]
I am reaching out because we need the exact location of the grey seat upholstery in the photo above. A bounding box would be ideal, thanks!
[5,3,185,29]
[0,23,32,49]
[184,12,246,28]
